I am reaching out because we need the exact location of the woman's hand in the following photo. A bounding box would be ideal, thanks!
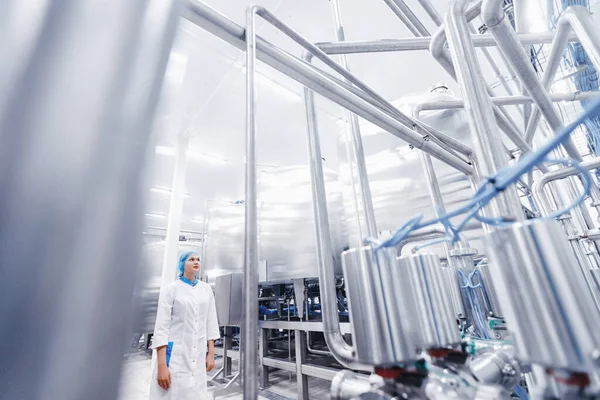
[206,353,215,372]
[157,363,171,390]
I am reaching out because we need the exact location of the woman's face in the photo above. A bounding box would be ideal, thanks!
[184,254,201,275]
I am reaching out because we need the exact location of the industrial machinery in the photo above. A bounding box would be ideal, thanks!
[10,1,600,400]
[188,1,600,399]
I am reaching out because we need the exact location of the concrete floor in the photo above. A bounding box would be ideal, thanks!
[118,352,331,400]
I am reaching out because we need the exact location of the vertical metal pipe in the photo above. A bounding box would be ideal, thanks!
[304,86,363,369]
[0,0,181,398]
[244,6,260,399]
[330,0,378,242]
[446,0,524,221]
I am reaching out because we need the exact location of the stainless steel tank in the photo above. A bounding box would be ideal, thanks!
[136,241,201,333]
[342,246,419,365]
[257,166,347,282]
[202,203,245,285]
[485,219,600,372]
[338,89,484,258]
[398,253,461,348]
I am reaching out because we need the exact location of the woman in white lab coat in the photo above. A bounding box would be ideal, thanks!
[149,251,221,400]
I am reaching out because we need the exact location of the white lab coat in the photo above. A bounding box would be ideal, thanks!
[149,279,220,400]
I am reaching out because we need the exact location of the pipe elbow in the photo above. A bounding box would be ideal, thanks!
[428,26,447,58]
[481,0,506,28]
[531,176,550,199]
[324,331,365,370]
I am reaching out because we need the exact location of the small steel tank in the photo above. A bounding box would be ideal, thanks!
[136,241,201,333]
[338,89,484,257]
[258,166,347,282]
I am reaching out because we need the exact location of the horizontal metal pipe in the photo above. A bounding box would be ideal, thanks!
[419,92,600,110]
[317,32,578,55]
[307,332,332,356]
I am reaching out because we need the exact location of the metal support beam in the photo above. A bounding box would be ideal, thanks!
[295,330,309,400]
[260,328,270,388]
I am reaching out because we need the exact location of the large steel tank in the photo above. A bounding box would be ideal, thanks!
[201,202,245,285]
[338,88,484,258]
[257,166,347,282]
[135,241,201,333]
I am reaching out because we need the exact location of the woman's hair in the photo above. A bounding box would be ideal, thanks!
[178,251,199,275]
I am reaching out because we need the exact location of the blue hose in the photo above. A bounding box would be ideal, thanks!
[514,385,529,400]
[374,96,600,252]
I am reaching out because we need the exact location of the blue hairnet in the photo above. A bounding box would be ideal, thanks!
[178,251,199,275]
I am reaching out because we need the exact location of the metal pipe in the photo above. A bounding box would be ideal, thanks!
[307,332,332,356]
[417,0,443,26]
[418,92,600,110]
[244,6,260,398]
[262,48,472,174]
[532,157,600,215]
[331,370,372,400]
[317,32,577,55]
[304,87,365,369]
[299,52,471,160]
[255,6,405,122]
[413,104,476,252]
[382,0,424,36]
[248,4,383,243]
[261,6,474,164]
[0,0,181,398]
[183,0,472,175]
[524,6,600,145]
[329,0,378,242]
[481,0,582,161]
[482,1,600,230]
[446,0,524,221]
[428,8,532,155]
[388,0,430,35]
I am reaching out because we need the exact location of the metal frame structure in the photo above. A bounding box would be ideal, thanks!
[180,1,600,398]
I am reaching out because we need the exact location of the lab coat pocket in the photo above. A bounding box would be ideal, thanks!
[168,343,185,373]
